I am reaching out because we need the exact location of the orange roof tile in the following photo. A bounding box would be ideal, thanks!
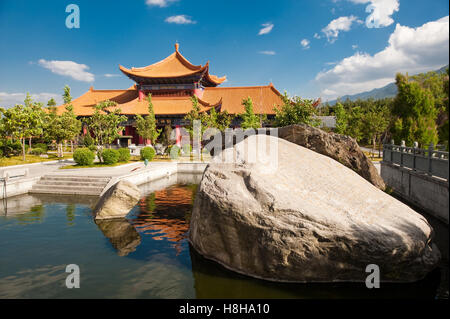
[54,83,284,117]
[119,44,226,85]
[110,95,222,116]
[53,86,138,116]
[54,86,222,116]
[202,84,284,115]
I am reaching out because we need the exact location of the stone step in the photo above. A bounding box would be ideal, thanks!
[31,184,104,193]
[36,180,108,187]
[29,188,102,196]
[29,174,111,196]
[40,176,111,183]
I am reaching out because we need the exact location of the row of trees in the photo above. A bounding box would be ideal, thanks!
[0,86,81,160]
[183,92,320,136]
[326,68,449,150]
[0,86,130,162]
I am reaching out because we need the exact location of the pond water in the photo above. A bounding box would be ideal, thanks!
[0,173,447,299]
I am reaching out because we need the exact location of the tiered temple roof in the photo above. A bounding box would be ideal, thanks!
[55,44,284,117]
[119,43,226,87]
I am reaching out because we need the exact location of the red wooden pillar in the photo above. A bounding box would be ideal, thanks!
[175,125,181,146]
[139,90,145,101]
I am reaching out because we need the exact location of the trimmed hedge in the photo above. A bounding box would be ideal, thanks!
[88,145,97,153]
[168,145,181,159]
[118,148,131,162]
[140,146,155,161]
[102,149,119,165]
[31,147,45,155]
[73,148,95,166]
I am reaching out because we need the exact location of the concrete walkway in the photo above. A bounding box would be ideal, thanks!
[0,159,74,179]
[1,160,207,198]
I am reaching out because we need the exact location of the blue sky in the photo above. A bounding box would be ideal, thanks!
[0,0,448,107]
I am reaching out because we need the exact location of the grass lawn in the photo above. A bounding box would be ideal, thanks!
[0,154,72,167]
[59,153,212,169]
[60,158,141,169]
[363,151,383,162]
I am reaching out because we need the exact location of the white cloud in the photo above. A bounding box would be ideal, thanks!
[322,89,337,96]
[259,51,276,55]
[350,0,399,28]
[300,39,310,49]
[145,0,176,7]
[315,16,450,99]
[104,73,120,78]
[0,92,63,109]
[165,15,196,24]
[313,33,321,39]
[258,23,274,35]
[322,16,358,43]
[38,59,94,82]
[352,44,358,49]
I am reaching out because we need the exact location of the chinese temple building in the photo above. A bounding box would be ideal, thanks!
[56,43,284,145]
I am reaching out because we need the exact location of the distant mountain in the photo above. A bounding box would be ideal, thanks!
[326,65,448,105]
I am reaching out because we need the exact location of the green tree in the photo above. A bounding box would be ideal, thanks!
[61,86,82,153]
[205,106,234,131]
[273,93,320,127]
[334,102,348,135]
[47,98,57,107]
[0,104,35,161]
[135,94,161,145]
[391,73,439,147]
[23,93,45,152]
[439,68,449,149]
[185,95,208,137]
[85,100,127,162]
[362,104,390,157]
[240,97,264,129]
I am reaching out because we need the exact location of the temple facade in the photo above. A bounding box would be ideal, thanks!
[56,44,284,145]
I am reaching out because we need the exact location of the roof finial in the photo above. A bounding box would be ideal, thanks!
[175,42,179,52]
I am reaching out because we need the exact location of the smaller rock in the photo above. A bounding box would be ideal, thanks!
[94,180,141,220]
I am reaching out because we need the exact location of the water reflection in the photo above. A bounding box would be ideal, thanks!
[189,245,442,299]
[0,173,446,299]
[129,184,197,256]
[95,218,141,256]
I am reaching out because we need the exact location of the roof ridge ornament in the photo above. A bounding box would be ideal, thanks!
[175,42,180,52]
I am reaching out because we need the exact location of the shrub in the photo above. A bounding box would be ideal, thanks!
[168,145,180,159]
[140,146,155,161]
[31,147,45,155]
[34,143,48,152]
[118,148,131,162]
[0,140,21,157]
[88,145,97,153]
[102,149,119,165]
[73,148,95,166]
[0,149,3,158]
[181,144,192,156]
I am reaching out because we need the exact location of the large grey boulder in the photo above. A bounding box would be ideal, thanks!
[277,125,385,190]
[189,135,440,283]
[204,124,385,190]
[94,180,141,220]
